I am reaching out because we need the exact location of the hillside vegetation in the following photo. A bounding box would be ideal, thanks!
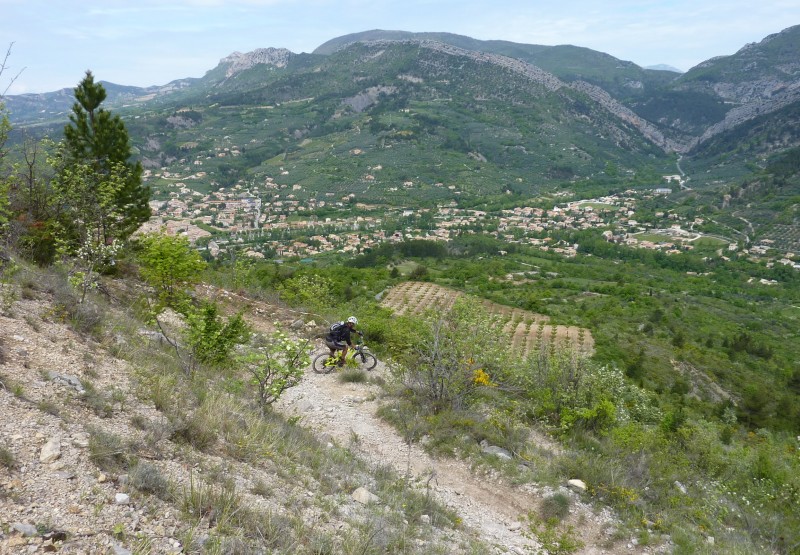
[1,24,799,555]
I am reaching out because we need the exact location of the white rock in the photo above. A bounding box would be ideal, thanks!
[567,479,587,492]
[115,493,130,505]
[481,444,513,460]
[12,522,38,537]
[351,487,380,505]
[72,435,90,448]
[39,436,62,463]
[111,544,132,555]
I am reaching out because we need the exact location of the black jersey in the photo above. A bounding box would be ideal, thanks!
[326,321,353,345]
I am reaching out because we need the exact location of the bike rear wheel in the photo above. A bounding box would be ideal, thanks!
[312,353,337,374]
[355,352,378,371]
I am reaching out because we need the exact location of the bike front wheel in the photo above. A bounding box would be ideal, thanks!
[312,353,337,374]
[355,352,378,371]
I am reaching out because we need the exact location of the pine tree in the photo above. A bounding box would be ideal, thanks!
[57,71,150,247]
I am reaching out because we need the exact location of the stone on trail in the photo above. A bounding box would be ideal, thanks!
[351,486,381,505]
[40,436,62,463]
[12,522,38,537]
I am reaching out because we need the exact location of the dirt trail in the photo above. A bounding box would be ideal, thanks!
[274,355,638,555]
[275,360,541,554]
[205,286,658,554]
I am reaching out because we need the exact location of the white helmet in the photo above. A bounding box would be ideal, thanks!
[346,316,358,325]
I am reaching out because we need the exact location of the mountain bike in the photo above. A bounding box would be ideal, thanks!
[312,341,378,374]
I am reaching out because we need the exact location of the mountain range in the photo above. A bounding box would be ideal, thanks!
[5,25,800,226]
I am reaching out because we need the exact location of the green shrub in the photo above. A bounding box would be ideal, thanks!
[339,368,368,383]
[527,513,584,555]
[88,428,128,471]
[168,405,218,451]
[561,399,617,434]
[278,274,334,312]
[130,414,149,430]
[183,302,249,368]
[358,307,417,359]
[49,278,105,336]
[129,461,171,499]
[251,479,273,498]
[395,298,506,414]
[81,379,114,418]
[236,329,310,412]
[540,492,571,522]
[37,400,61,416]
[0,445,17,469]
[514,349,659,432]
[135,231,206,309]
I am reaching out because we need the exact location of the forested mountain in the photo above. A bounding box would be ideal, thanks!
[7,25,800,195]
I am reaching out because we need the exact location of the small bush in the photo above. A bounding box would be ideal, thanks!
[540,492,572,522]
[23,314,40,331]
[20,286,37,300]
[308,532,335,555]
[179,475,285,543]
[246,509,295,549]
[129,461,171,499]
[183,302,249,368]
[68,301,104,336]
[37,400,61,416]
[81,380,113,418]
[0,445,17,469]
[339,368,368,383]
[417,408,488,457]
[251,478,273,498]
[88,428,128,471]
[48,279,105,336]
[10,382,25,398]
[145,372,181,413]
[169,412,217,451]
[130,414,149,430]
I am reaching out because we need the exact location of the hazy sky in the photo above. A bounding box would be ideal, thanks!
[2,0,798,94]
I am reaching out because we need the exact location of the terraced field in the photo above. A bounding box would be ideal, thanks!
[381,281,594,356]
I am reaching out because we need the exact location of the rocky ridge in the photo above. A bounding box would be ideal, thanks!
[356,40,693,153]
[219,48,294,78]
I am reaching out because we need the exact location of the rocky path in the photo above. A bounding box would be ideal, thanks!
[209,285,659,555]
[274,355,636,555]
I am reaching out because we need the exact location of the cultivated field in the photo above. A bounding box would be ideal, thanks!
[381,281,594,356]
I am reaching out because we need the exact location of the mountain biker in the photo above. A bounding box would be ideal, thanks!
[325,316,360,367]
